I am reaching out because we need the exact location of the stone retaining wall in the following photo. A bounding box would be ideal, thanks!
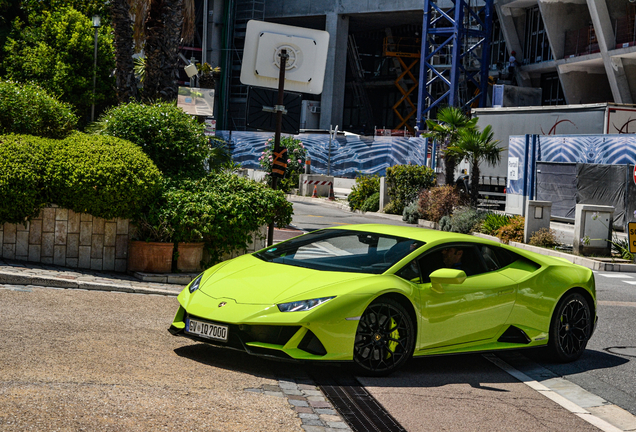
[0,207,129,272]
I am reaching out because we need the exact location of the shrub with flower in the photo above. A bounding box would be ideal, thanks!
[259,135,307,192]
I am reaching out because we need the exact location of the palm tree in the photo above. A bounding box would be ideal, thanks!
[111,0,138,102]
[422,107,477,186]
[449,125,502,207]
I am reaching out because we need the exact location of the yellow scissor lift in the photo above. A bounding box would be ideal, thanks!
[383,37,421,135]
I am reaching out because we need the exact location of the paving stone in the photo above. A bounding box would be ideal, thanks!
[303,390,323,397]
[286,394,306,401]
[301,426,326,432]
[314,409,338,416]
[309,400,332,408]
[294,406,314,414]
[302,419,324,426]
[326,422,349,429]
[319,415,342,423]
[298,384,318,390]
[283,388,303,395]
[307,396,326,402]
[298,413,320,420]
[279,380,298,389]
[288,399,309,407]
[263,391,284,397]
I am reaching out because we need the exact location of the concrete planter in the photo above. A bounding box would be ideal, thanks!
[176,242,204,272]
[128,241,174,273]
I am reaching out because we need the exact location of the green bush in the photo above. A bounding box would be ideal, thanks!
[529,228,559,247]
[94,102,210,176]
[0,134,54,223]
[348,174,380,211]
[361,192,380,213]
[480,213,512,236]
[135,173,294,264]
[402,201,421,224]
[449,207,487,234]
[48,133,163,220]
[385,164,436,214]
[0,80,78,138]
[497,215,525,244]
[259,136,307,193]
[439,215,452,231]
[418,185,460,222]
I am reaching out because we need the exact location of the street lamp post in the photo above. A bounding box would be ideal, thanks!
[91,15,100,122]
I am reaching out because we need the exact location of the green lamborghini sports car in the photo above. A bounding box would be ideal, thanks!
[169,224,596,375]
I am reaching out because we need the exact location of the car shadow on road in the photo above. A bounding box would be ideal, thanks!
[519,347,629,376]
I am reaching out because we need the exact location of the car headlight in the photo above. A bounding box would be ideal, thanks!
[277,296,335,312]
[188,274,204,293]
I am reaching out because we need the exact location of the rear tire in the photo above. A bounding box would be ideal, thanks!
[548,292,591,362]
[353,298,415,376]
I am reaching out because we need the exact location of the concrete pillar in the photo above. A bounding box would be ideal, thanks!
[379,177,390,212]
[573,204,614,256]
[495,4,530,86]
[208,0,224,68]
[587,0,633,104]
[320,13,349,130]
[524,200,552,243]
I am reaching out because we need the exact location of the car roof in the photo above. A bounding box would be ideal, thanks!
[324,224,481,244]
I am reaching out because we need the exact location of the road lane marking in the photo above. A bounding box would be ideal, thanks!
[332,222,351,225]
[596,273,633,278]
[598,300,636,308]
[622,281,636,285]
[484,354,626,432]
[306,215,324,218]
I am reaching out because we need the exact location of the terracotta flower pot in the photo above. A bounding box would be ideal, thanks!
[128,241,174,273]
[176,242,204,272]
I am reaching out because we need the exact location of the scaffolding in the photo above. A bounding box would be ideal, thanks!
[383,37,420,134]
[416,0,493,131]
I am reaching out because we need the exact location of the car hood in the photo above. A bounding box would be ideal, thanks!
[198,254,371,304]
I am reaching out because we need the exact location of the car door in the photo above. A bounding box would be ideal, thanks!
[415,243,517,350]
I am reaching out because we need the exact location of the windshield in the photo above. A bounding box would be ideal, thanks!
[254,229,425,274]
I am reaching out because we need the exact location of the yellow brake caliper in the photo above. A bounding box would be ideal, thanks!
[386,317,399,359]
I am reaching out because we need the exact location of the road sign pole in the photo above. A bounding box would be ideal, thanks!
[267,49,288,247]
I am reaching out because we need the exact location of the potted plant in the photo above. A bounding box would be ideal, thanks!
[128,212,175,273]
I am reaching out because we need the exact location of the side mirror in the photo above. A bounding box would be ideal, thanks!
[430,268,467,293]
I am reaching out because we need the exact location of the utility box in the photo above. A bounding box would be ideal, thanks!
[524,200,552,243]
[573,204,615,256]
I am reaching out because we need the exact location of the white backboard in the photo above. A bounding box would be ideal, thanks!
[240,20,330,95]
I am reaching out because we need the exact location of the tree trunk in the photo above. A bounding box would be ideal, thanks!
[144,0,184,101]
[444,155,457,186]
[111,0,138,102]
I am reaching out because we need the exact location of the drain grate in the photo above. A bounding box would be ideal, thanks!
[311,370,406,432]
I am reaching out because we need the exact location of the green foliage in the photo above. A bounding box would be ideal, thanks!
[529,228,560,248]
[402,200,421,224]
[361,192,380,213]
[448,207,487,234]
[48,133,163,220]
[385,164,436,214]
[0,80,78,138]
[480,213,512,236]
[348,174,380,211]
[259,136,307,193]
[94,102,210,176]
[134,174,294,264]
[382,200,402,215]
[497,215,525,244]
[439,215,452,231]
[2,7,116,123]
[610,237,634,261]
[0,133,162,224]
[0,134,53,223]
[418,185,460,222]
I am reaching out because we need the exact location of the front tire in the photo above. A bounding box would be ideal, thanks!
[548,292,591,362]
[353,298,415,376]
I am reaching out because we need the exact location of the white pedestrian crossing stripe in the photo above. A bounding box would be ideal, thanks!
[596,273,633,278]
[623,281,636,285]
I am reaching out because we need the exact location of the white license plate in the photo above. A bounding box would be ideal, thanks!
[186,317,228,342]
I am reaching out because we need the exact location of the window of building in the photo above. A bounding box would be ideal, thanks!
[541,72,566,105]
[523,6,553,64]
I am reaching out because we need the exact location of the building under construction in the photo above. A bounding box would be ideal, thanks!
[180,0,636,134]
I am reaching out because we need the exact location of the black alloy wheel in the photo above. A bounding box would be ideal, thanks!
[353,298,415,376]
[548,292,591,362]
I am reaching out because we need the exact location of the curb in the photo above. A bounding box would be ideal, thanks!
[0,270,181,296]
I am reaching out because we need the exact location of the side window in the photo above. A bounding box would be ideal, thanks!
[417,244,488,283]
[479,245,502,271]
[395,259,421,283]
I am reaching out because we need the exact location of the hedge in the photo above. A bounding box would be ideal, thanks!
[94,102,210,176]
[47,133,163,220]
[0,133,163,224]
[385,165,436,214]
[0,135,53,224]
[0,80,78,139]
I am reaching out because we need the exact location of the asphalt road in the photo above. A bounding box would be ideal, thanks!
[290,197,636,427]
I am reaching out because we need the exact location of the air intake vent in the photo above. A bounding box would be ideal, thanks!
[498,326,531,344]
